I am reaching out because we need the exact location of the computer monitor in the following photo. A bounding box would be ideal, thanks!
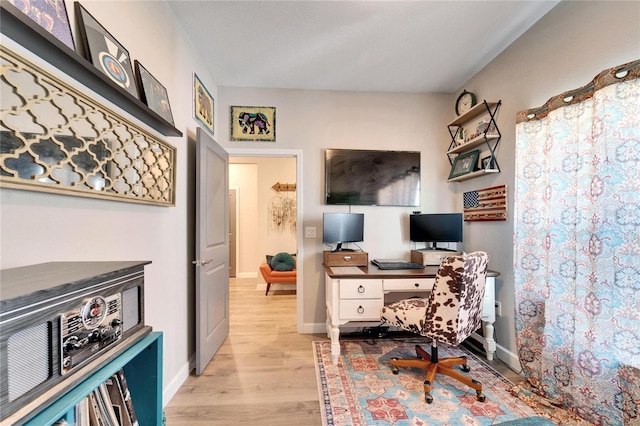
[409,213,463,249]
[322,213,364,251]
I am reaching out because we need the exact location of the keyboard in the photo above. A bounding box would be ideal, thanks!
[371,260,425,270]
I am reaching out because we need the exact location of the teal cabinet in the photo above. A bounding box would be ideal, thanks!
[24,332,163,426]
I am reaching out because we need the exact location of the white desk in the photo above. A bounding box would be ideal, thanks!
[325,265,498,365]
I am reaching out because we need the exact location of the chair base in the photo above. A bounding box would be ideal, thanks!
[390,344,485,404]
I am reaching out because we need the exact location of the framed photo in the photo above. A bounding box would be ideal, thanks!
[7,0,75,50]
[230,106,276,142]
[134,61,174,125]
[193,73,214,135]
[449,150,480,179]
[481,155,495,170]
[75,2,137,98]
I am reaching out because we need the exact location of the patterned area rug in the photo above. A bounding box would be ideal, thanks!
[314,338,539,425]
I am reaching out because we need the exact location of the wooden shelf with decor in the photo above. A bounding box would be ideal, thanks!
[447,134,500,155]
[447,168,500,182]
[449,101,501,127]
[446,100,502,182]
[0,1,182,137]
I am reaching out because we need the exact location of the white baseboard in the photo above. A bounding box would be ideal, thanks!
[236,272,258,279]
[303,322,327,334]
[162,356,193,407]
[495,343,523,375]
[257,283,296,292]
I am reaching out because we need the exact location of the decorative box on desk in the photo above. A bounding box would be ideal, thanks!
[323,251,369,267]
[410,249,461,266]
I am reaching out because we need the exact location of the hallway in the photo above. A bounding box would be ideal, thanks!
[165,279,323,425]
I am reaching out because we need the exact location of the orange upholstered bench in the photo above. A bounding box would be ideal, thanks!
[259,263,297,295]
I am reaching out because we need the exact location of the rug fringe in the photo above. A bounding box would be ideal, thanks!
[509,382,596,425]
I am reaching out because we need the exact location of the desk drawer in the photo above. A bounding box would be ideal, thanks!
[339,299,383,321]
[340,279,383,299]
[384,278,433,292]
[324,251,369,267]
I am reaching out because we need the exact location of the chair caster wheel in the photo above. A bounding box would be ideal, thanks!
[425,393,433,404]
[477,392,486,402]
[461,364,470,372]
[390,357,399,374]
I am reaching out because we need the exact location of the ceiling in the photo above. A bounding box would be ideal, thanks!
[168,1,560,94]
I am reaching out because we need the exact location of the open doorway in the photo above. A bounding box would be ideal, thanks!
[227,149,304,332]
[228,188,237,277]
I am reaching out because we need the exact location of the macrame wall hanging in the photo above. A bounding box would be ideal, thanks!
[269,182,296,234]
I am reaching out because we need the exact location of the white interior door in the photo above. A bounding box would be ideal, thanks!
[194,128,229,375]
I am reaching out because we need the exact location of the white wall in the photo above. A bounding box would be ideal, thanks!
[1,0,637,405]
[217,1,639,369]
[230,157,297,278]
[229,163,259,277]
[452,0,639,368]
[0,0,220,404]
[217,88,456,325]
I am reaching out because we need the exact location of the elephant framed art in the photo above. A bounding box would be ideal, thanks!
[230,106,276,142]
[194,73,214,135]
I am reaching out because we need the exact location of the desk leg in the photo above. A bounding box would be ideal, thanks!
[329,326,340,365]
[483,320,496,361]
[325,306,341,365]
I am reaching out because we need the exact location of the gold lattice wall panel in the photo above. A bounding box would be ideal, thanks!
[0,46,176,206]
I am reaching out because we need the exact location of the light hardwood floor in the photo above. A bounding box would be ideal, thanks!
[164,277,521,425]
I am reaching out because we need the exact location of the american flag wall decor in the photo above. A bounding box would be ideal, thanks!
[463,185,507,221]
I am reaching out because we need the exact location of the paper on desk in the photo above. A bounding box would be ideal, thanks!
[330,266,364,275]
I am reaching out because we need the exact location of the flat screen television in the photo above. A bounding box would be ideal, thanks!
[322,212,364,252]
[410,213,463,249]
[325,149,420,206]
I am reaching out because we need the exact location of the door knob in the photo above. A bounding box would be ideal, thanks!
[192,259,214,266]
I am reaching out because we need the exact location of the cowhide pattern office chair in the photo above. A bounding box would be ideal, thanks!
[380,251,489,404]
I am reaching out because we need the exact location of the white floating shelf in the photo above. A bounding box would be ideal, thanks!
[447,168,500,183]
[448,102,500,127]
[447,134,500,155]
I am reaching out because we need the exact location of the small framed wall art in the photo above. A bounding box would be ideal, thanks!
[7,0,75,50]
[481,155,496,170]
[448,149,480,180]
[193,73,214,135]
[230,106,275,142]
[75,2,137,98]
[463,185,507,221]
[134,61,174,125]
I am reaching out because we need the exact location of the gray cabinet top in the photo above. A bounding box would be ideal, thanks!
[1,261,151,301]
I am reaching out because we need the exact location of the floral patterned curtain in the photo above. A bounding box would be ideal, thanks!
[513,60,640,425]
